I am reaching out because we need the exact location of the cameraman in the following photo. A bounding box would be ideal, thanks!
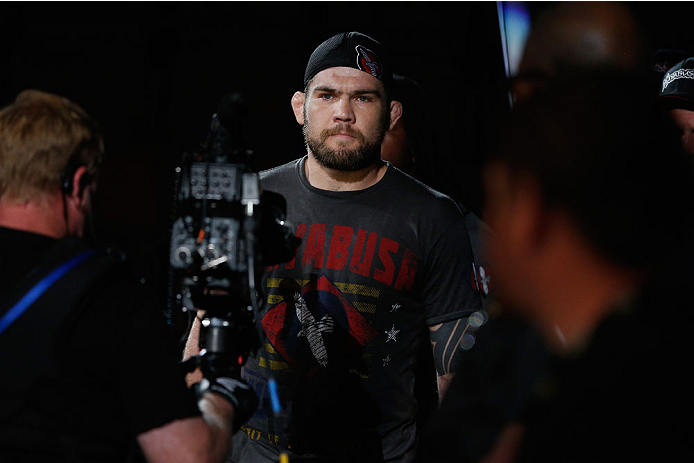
[0,90,254,462]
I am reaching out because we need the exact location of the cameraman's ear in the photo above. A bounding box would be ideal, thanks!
[66,165,92,201]
[291,92,305,125]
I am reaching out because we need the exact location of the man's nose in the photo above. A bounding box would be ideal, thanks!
[333,97,355,123]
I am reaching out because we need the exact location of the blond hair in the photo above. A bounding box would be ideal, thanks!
[0,89,104,202]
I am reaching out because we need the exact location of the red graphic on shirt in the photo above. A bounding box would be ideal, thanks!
[267,224,419,291]
[262,275,378,374]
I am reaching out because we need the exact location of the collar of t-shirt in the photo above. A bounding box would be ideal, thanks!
[296,155,394,199]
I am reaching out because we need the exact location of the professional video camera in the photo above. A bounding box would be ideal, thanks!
[169,93,299,381]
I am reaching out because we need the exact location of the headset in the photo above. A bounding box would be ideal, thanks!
[59,156,96,239]
[60,157,92,196]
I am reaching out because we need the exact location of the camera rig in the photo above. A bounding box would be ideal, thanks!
[169,93,298,380]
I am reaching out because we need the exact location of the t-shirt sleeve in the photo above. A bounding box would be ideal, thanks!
[422,216,483,326]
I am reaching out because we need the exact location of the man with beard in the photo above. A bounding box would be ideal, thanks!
[185,32,482,463]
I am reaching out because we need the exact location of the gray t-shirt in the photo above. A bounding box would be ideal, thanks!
[233,158,481,462]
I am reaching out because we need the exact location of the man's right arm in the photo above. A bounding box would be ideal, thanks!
[137,308,237,463]
[137,308,258,462]
[136,391,234,463]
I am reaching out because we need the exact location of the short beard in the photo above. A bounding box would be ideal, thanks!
[303,110,389,172]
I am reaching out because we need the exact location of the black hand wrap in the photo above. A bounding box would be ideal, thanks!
[198,376,258,432]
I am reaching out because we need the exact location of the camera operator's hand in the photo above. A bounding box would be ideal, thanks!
[197,376,258,432]
[183,309,206,387]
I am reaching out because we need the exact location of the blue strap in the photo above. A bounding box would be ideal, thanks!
[0,250,96,336]
[268,378,282,414]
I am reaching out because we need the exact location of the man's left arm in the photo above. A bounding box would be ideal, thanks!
[429,317,471,400]
[421,211,483,401]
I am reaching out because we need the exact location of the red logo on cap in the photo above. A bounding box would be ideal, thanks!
[355,45,382,79]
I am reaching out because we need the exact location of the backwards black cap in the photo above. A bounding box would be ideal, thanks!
[303,31,392,92]
[660,56,694,110]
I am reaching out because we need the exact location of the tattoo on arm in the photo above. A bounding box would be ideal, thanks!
[429,317,471,376]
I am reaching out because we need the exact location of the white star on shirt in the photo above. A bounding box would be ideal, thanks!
[383,355,391,366]
[385,324,400,343]
[390,302,402,313]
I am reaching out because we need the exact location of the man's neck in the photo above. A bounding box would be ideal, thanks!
[534,236,641,354]
[0,196,67,238]
[304,153,388,192]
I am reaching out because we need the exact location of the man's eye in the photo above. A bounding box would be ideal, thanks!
[318,93,333,100]
[356,95,372,102]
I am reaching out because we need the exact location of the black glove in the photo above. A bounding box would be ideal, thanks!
[197,376,259,432]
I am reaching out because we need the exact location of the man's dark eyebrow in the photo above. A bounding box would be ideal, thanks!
[352,89,382,97]
[311,86,382,97]
[311,85,336,94]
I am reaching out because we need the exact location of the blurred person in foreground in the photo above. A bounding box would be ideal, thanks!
[444,73,693,462]
[0,90,255,462]
[423,3,663,462]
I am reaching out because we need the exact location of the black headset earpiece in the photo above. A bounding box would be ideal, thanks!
[60,171,73,194]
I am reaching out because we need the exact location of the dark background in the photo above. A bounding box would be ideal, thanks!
[1,1,692,312]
